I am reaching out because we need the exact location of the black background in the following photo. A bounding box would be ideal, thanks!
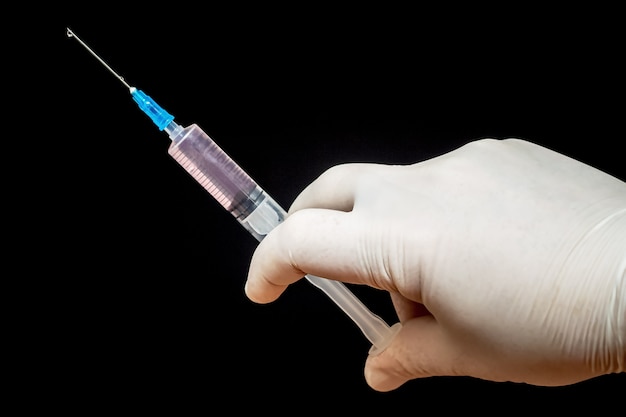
[30,9,625,413]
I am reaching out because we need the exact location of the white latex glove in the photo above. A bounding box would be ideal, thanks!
[244,138,625,391]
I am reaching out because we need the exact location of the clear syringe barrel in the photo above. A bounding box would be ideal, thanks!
[164,121,400,354]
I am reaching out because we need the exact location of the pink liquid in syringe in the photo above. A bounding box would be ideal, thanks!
[168,124,263,219]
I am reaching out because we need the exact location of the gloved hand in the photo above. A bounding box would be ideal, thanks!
[244,138,625,391]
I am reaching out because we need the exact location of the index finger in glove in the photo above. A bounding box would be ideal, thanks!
[245,163,404,303]
[245,207,379,303]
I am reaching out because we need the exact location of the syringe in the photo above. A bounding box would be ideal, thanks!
[67,28,401,354]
